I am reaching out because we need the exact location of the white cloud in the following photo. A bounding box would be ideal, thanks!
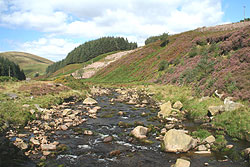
[19,38,80,61]
[0,0,224,60]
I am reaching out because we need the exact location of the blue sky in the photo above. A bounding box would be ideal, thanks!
[0,0,249,61]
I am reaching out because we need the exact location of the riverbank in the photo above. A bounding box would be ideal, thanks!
[1,87,249,166]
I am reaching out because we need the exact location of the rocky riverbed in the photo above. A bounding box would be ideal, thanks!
[0,88,249,167]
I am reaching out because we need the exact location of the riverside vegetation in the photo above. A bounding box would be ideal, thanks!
[0,24,249,166]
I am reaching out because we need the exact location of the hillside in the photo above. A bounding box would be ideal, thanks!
[0,51,53,77]
[89,23,250,101]
[46,37,137,74]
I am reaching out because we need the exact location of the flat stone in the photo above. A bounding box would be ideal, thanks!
[194,150,211,154]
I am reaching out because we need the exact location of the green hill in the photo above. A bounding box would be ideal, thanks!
[0,51,53,77]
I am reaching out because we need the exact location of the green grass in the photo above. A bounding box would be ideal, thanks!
[191,129,211,140]
[213,107,250,140]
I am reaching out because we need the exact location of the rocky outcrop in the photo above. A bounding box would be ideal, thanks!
[163,129,197,152]
[131,126,148,139]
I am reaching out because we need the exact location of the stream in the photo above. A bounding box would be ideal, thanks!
[0,90,249,167]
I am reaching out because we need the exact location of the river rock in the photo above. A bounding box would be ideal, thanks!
[204,135,215,144]
[226,144,234,149]
[43,151,51,156]
[163,129,197,152]
[131,126,148,139]
[197,145,207,151]
[109,150,121,156]
[241,148,250,159]
[60,125,68,131]
[41,144,56,151]
[63,109,72,116]
[224,97,244,112]
[84,130,93,135]
[30,137,40,145]
[158,101,172,118]
[118,111,124,116]
[83,97,98,105]
[173,158,190,167]
[103,136,113,143]
[208,105,225,116]
[173,101,183,110]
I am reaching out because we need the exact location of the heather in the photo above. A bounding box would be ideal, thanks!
[161,26,250,101]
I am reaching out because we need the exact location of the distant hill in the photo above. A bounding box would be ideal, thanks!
[0,51,53,77]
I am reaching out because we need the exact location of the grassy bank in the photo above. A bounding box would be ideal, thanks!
[145,84,250,141]
[0,77,88,132]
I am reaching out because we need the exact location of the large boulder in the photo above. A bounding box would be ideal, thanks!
[173,158,190,167]
[163,129,197,152]
[224,97,244,112]
[158,101,172,118]
[83,97,98,105]
[131,126,148,139]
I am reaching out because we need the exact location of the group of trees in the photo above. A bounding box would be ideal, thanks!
[145,33,169,47]
[46,37,137,74]
[0,57,26,80]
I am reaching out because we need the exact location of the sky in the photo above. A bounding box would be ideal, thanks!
[0,0,249,61]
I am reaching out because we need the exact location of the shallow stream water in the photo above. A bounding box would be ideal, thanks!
[0,91,249,167]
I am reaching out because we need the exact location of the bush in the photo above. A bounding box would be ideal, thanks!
[158,60,169,71]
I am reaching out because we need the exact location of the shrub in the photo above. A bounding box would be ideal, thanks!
[158,60,169,71]
[188,46,198,58]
